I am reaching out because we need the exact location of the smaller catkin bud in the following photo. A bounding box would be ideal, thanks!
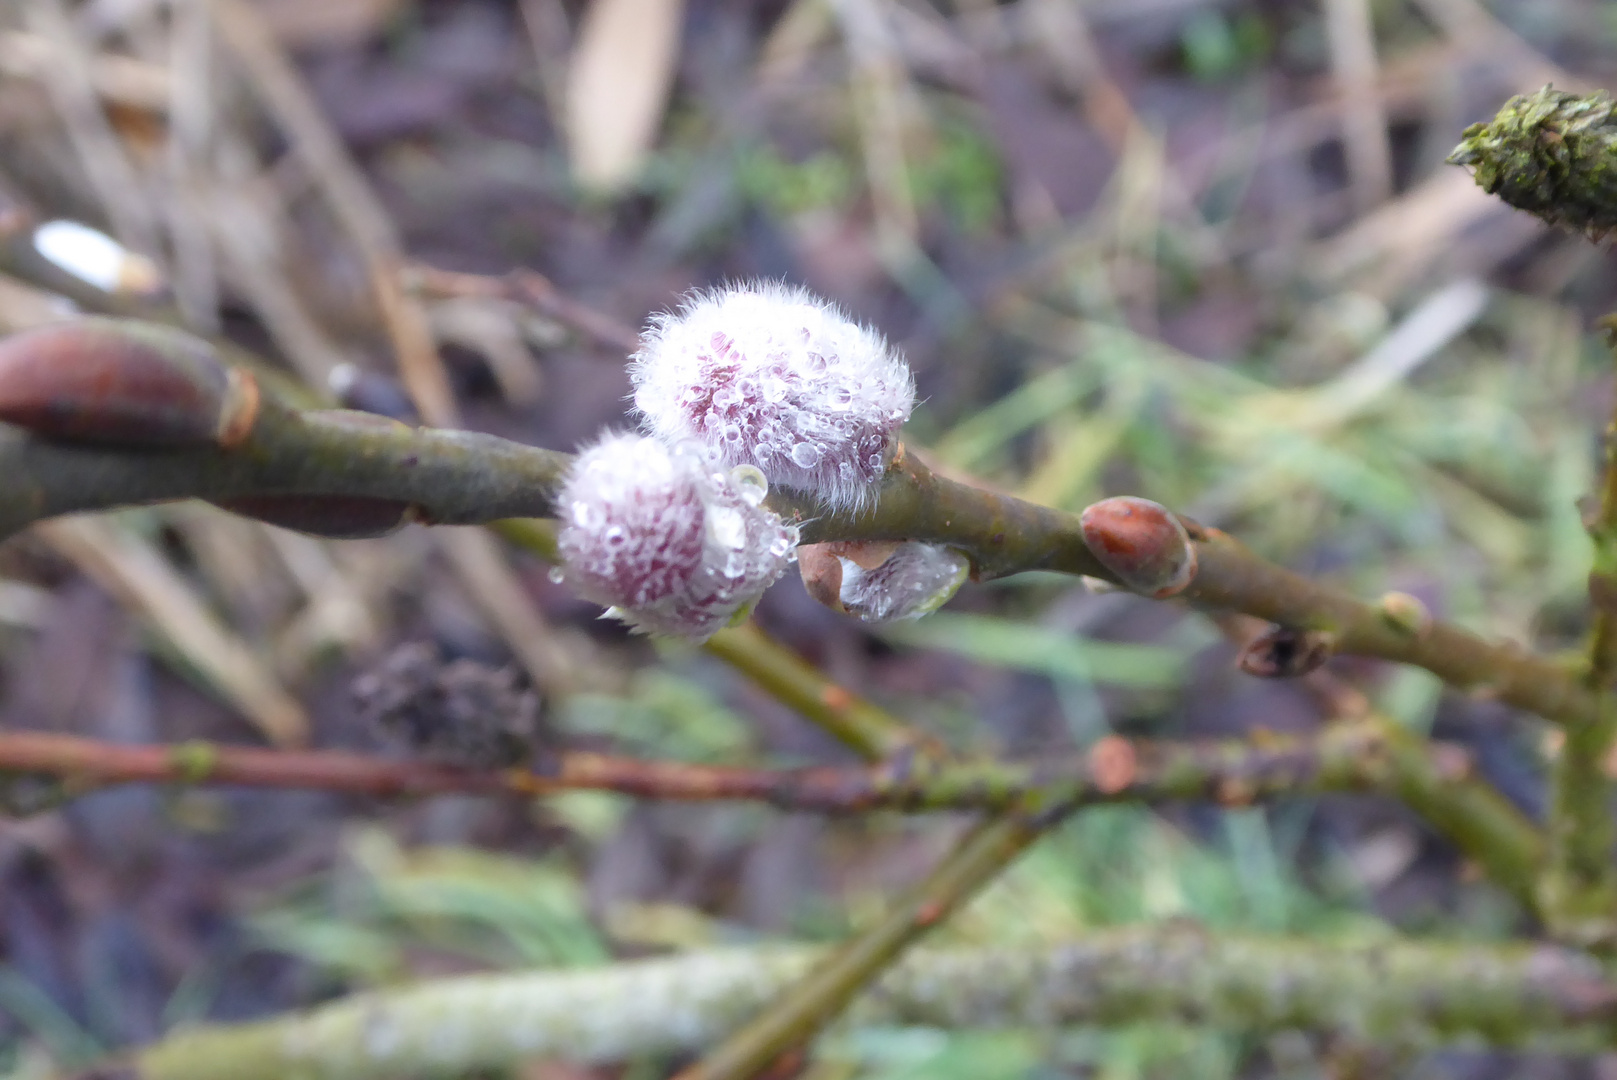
[0,318,258,447]
[799,540,968,622]
[1448,86,1617,240]
[630,282,914,511]
[1079,496,1197,598]
[555,432,798,640]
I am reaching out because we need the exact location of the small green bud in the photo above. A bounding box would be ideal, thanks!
[1448,85,1617,240]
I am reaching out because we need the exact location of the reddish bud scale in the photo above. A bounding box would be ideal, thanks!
[213,495,417,539]
[1078,497,1198,599]
[0,319,255,448]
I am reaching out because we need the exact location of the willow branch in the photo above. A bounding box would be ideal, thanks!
[2,414,1596,732]
[0,318,1601,734]
[0,397,567,536]
[786,448,1603,729]
[123,928,1617,1080]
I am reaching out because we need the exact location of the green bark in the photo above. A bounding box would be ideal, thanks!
[132,929,1617,1080]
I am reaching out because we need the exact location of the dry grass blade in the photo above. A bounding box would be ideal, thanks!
[22,0,161,256]
[208,0,457,425]
[564,0,687,193]
[207,174,349,386]
[830,0,919,248]
[0,30,171,109]
[1323,0,1393,213]
[36,516,310,747]
[164,0,223,333]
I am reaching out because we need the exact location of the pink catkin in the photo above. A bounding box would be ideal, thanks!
[631,282,914,511]
[556,433,797,640]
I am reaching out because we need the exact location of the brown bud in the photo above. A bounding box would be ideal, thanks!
[796,542,847,613]
[1237,625,1336,679]
[212,495,417,539]
[1079,496,1198,598]
[0,319,257,447]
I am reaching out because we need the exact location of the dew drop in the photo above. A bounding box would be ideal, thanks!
[730,464,770,506]
[548,566,566,584]
[707,506,748,550]
[790,441,823,468]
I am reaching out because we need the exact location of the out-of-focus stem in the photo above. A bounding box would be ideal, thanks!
[127,927,1617,1080]
[671,811,1050,1080]
[1543,315,1617,946]
[0,719,1543,906]
[699,623,946,762]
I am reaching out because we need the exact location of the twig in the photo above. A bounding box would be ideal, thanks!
[1,399,1603,730]
[0,395,570,535]
[126,927,1617,1079]
[0,718,1519,821]
[791,448,1605,731]
[1541,314,1617,944]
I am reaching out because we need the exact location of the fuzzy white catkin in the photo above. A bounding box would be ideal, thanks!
[556,433,797,640]
[839,542,969,622]
[630,282,915,511]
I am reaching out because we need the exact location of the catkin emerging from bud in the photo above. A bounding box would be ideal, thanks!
[838,542,969,623]
[556,433,798,640]
[1448,86,1617,240]
[630,282,915,510]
